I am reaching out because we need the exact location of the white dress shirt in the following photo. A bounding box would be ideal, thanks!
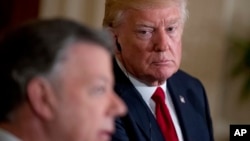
[0,128,21,141]
[116,59,184,141]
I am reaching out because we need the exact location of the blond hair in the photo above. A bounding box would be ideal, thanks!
[103,0,188,28]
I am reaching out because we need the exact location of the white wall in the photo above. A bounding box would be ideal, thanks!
[39,0,105,28]
[181,1,250,140]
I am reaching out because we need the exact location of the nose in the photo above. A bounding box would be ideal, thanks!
[153,29,170,52]
[109,92,127,117]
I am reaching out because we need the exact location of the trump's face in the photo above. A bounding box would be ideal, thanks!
[114,5,184,86]
[50,42,127,141]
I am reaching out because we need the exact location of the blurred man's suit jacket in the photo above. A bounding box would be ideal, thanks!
[112,60,214,141]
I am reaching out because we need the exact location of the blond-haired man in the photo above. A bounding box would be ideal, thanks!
[103,0,214,141]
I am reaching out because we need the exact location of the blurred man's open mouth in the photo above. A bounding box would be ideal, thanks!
[99,129,113,141]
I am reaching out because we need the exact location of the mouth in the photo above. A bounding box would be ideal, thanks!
[99,130,113,141]
[152,60,173,66]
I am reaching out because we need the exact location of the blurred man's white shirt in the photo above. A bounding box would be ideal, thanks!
[0,128,21,141]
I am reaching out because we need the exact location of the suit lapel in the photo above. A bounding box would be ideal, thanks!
[116,84,152,139]
[167,72,203,141]
[167,78,189,141]
[113,59,164,141]
[113,58,210,141]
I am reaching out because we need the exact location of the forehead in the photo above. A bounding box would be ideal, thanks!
[122,6,182,26]
[52,42,112,79]
[113,0,181,9]
[131,0,180,9]
[66,42,110,68]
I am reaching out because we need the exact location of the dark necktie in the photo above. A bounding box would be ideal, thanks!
[151,87,178,141]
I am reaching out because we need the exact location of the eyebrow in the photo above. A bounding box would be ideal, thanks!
[97,75,113,85]
[135,18,181,28]
[167,18,181,25]
[135,23,154,29]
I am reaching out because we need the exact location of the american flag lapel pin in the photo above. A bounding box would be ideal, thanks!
[179,95,185,103]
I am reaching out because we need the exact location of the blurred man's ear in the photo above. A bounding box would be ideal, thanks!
[26,77,58,121]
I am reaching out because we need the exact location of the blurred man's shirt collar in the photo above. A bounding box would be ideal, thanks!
[0,128,22,141]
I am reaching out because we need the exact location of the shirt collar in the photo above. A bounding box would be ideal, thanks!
[0,128,21,141]
[115,58,167,105]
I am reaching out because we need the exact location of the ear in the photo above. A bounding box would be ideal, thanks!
[26,77,58,121]
[104,27,117,41]
[105,27,121,54]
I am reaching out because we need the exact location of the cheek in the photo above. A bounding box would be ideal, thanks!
[125,50,151,71]
[61,94,102,126]
[173,42,182,68]
[177,41,182,59]
[68,103,106,141]
[172,39,182,56]
[125,40,152,59]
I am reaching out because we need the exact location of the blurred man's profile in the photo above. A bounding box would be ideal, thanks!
[0,19,127,141]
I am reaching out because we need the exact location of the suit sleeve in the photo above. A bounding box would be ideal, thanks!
[193,77,214,141]
[201,84,214,141]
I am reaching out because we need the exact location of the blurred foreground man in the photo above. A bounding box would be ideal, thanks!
[103,0,214,141]
[0,19,126,141]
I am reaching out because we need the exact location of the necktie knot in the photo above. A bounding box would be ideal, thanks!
[152,87,165,103]
[151,87,179,141]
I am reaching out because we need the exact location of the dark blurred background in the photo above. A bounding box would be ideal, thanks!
[0,0,39,39]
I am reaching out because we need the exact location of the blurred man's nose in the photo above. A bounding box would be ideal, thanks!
[109,92,127,117]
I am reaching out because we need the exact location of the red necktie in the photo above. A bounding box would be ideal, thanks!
[152,87,178,141]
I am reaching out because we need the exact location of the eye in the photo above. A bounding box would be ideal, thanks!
[91,85,107,95]
[135,28,154,40]
[138,30,150,34]
[167,27,174,32]
[166,25,179,37]
[166,26,176,33]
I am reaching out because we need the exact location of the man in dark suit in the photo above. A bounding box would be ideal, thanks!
[103,0,214,140]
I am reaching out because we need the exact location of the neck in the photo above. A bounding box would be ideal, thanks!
[116,55,166,86]
[0,104,51,141]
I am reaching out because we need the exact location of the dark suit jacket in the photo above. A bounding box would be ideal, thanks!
[112,60,214,141]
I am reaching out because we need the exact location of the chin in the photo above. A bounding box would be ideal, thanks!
[156,68,177,79]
